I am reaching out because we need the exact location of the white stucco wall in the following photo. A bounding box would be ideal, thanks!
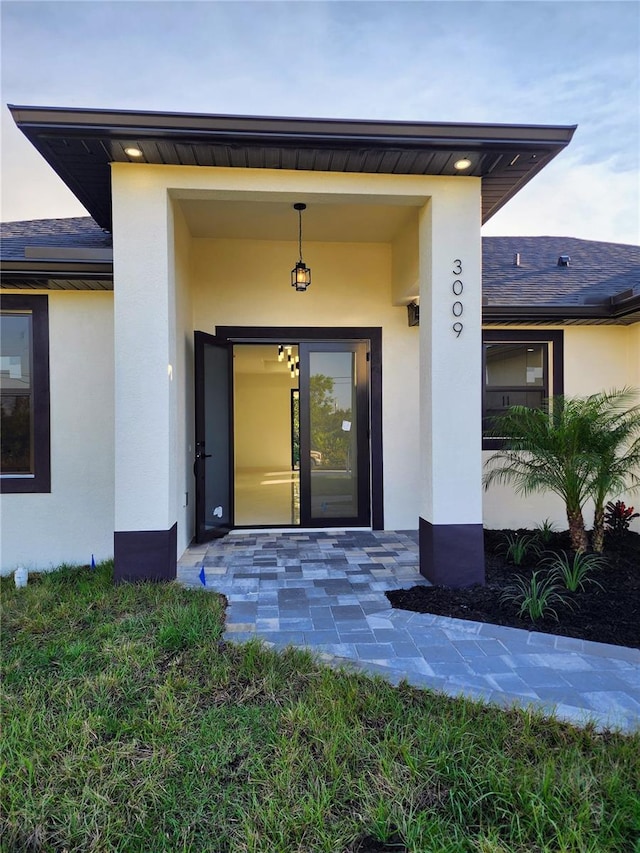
[173,201,195,556]
[190,236,419,529]
[1,291,114,573]
[111,163,469,547]
[482,323,640,533]
[419,184,483,527]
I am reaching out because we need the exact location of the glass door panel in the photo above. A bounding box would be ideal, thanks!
[194,332,233,541]
[299,342,370,526]
[232,343,299,526]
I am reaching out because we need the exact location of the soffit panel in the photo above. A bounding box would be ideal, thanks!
[11,106,576,232]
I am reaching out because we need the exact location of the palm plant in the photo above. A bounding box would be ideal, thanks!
[484,389,640,555]
[581,389,640,552]
[483,396,600,553]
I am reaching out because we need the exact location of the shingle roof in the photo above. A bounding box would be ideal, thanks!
[482,236,639,307]
[1,218,638,320]
[1,217,112,260]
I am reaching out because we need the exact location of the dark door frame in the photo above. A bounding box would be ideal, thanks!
[217,326,384,530]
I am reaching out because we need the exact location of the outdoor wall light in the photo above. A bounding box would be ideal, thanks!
[454,158,472,171]
[291,203,311,291]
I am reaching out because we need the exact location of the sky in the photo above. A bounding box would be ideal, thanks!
[1,0,638,245]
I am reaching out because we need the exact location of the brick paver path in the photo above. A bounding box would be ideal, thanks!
[178,530,640,733]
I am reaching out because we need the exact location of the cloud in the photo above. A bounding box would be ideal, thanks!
[0,0,637,244]
[482,154,639,245]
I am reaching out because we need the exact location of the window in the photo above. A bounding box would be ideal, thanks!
[1,295,50,492]
[482,330,563,449]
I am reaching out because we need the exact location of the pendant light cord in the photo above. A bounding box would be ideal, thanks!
[298,208,303,262]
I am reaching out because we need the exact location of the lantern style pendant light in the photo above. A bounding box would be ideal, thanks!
[291,203,311,291]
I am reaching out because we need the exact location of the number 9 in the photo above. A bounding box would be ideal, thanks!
[453,322,463,337]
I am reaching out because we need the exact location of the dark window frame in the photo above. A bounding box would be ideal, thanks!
[482,329,563,450]
[0,295,51,493]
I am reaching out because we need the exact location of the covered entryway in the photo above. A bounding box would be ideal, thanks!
[194,327,382,541]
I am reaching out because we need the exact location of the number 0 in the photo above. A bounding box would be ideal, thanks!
[452,301,463,317]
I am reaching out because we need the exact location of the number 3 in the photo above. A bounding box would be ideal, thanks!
[452,259,462,275]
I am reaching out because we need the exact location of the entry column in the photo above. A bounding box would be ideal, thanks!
[418,186,485,586]
[111,169,178,582]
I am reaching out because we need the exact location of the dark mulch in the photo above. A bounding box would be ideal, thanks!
[386,529,640,649]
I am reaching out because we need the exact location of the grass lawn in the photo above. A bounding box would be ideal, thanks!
[2,564,638,853]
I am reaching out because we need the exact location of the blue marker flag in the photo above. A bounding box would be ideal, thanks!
[199,565,206,586]
[91,554,96,570]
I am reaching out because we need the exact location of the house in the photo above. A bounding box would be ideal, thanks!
[1,105,638,587]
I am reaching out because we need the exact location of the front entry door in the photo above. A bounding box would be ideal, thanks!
[299,342,370,527]
[195,333,373,537]
[194,331,233,542]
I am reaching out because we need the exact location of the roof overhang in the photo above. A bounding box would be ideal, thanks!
[483,297,640,326]
[9,105,577,232]
[0,258,113,291]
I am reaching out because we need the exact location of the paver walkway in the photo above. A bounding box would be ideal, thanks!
[178,530,640,733]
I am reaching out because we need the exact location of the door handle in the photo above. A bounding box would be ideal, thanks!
[193,451,212,476]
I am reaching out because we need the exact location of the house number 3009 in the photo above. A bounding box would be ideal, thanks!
[451,259,464,337]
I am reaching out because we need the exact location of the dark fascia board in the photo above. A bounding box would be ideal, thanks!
[9,104,576,231]
[483,299,640,323]
[8,104,577,147]
[1,258,113,280]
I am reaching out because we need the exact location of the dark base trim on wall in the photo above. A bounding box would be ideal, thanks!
[419,518,485,587]
[114,522,177,583]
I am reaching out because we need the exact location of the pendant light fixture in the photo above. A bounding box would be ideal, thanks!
[291,203,311,291]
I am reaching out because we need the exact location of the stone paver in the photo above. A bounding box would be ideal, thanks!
[178,530,640,733]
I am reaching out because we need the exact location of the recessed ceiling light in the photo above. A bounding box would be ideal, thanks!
[454,158,472,171]
[124,147,143,158]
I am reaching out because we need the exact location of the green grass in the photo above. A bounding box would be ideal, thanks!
[2,564,639,852]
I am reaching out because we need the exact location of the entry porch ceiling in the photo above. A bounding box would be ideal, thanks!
[9,106,576,233]
[177,196,418,242]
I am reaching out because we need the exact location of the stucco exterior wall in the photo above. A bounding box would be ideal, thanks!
[190,237,419,530]
[482,323,640,533]
[173,201,195,556]
[418,186,483,529]
[110,163,476,553]
[1,291,114,573]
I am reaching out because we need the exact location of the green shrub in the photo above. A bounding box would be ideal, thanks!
[500,571,571,621]
[543,550,606,593]
[499,532,541,566]
[534,518,558,544]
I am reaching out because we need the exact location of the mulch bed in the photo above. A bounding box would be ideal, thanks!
[386,529,640,649]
